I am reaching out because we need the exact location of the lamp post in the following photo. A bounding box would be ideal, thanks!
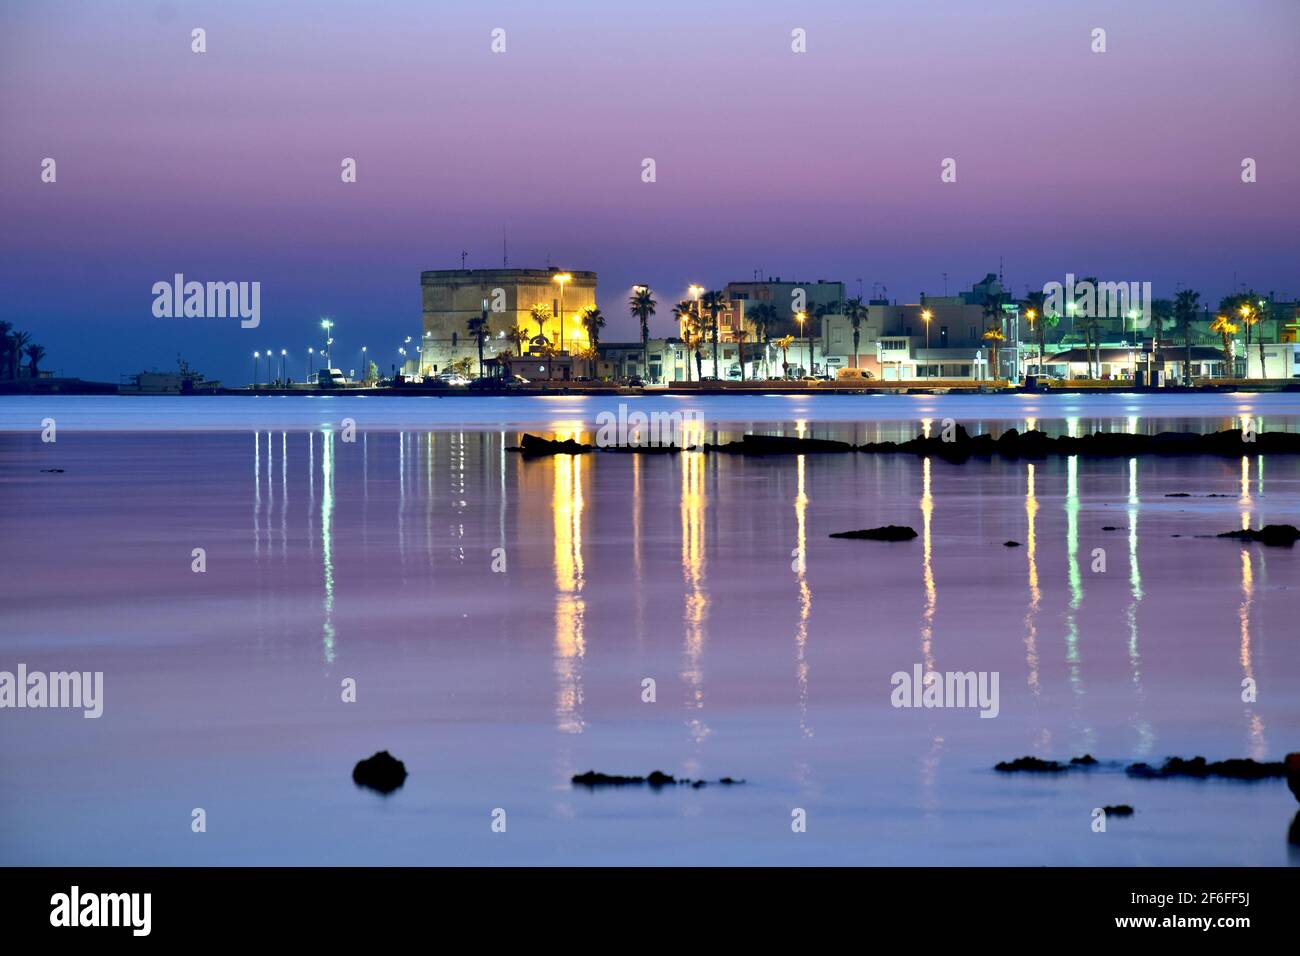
[321,319,334,369]
[1025,309,1037,378]
[252,351,259,388]
[797,311,809,378]
[553,273,572,352]
[307,348,314,383]
[360,346,368,382]
[280,349,287,385]
[921,309,932,378]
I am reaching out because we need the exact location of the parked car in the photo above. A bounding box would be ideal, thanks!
[626,376,645,387]
[467,377,500,390]
[433,372,471,386]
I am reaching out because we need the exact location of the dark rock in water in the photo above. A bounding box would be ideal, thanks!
[995,756,1067,773]
[1286,753,1300,802]
[40,468,64,473]
[1102,804,1134,817]
[352,751,408,794]
[571,770,647,787]
[571,769,744,789]
[1290,812,1300,846]
[1125,756,1285,780]
[718,776,742,785]
[857,427,1300,461]
[829,525,918,541]
[706,433,854,455]
[1101,525,1120,531]
[1071,754,1099,766]
[509,434,595,457]
[1217,525,1300,547]
[1165,492,1191,497]
[1003,540,1021,547]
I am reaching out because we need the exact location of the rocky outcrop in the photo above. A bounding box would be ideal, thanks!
[829,525,918,541]
[1217,525,1300,547]
[352,751,408,794]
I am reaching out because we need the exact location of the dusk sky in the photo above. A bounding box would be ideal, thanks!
[2,0,1297,384]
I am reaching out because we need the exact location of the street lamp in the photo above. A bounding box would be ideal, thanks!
[360,345,368,382]
[920,309,932,376]
[1025,309,1037,376]
[553,273,572,352]
[321,319,334,369]
[796,311,809,378]
[280,349,287,385]
[307,347,314,383]
[252,351,259,388]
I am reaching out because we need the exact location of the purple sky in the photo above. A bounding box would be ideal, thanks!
[2,0,1297,383]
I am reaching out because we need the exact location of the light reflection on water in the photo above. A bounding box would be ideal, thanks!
[3,399,1299,865]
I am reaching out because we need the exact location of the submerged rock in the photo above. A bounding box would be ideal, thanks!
[858,427,1300,460]
[509,434,595,457]
[1216,525,1300,547]
[352,751,408,794]
[571,770,745,789]
[829,525,918,541]
[1125,756,1285,780]
[995,754,1098,773]
[1286,753,1300,802]
[1102,804,1134,817]
[994,756,1067,773]
[1003,540,1021,547]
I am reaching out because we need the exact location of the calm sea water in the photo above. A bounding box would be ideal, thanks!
[2,394,1298,865]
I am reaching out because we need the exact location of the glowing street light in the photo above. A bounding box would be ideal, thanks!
[252,351,259,388]
[321,318,334,368]
[921,308,933,351]
[1025,309,1038,374]
[796,310,810,378]
[280,348,287,385]
[553,273,572,351]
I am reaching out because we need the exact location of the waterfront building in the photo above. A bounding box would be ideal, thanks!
[419,268,597,377]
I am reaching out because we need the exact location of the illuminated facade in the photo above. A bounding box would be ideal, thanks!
[419,268,597,375]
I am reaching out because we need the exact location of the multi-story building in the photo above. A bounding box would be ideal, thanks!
[419,268,597,376]
[724,278,846,338]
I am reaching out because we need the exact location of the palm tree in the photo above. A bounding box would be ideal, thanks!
[466,308,489,379]
[0,321,13,381]
[672,301,697,382]
[1254,297,1271,378]
[734,323,750,381]
[506,324,530,358]
[982,328,1005,382]
[981,292,1007,380]
[1174,289,1201,385]
[686,312,707,382]
[10,330,31,380]
[774,334,796,378]
[529,304,552,343]
[24,343,46,380]
[1209,314,1239,379]
[745,302,778,378]
[580,306,606,351]
[629,286,657,382]
[842,296,868,372]
[700,290,726,379]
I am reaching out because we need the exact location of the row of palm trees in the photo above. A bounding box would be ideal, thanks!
[0,321,47,381]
